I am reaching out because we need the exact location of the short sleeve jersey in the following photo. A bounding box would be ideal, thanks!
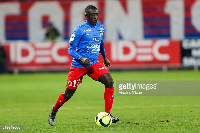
[69,20,105,68]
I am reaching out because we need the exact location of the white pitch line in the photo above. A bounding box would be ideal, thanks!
[1,105,200,112]
[61,104,200,110]
[113,104,200,109]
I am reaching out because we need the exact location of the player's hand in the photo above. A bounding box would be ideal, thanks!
[104,58,110,67]
[80,57,90,65]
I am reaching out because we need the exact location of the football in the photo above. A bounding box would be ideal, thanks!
[95,112,112,127]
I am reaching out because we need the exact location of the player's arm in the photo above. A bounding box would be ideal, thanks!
[100,40,110,67]
[68,44,81,60]
[68,28,90,65]
[68,44,90,65]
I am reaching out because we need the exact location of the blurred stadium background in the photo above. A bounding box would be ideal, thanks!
[0,0,200,73]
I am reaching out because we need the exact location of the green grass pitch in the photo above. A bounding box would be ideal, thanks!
[0,70,200,133]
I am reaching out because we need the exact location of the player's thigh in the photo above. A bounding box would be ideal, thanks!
[87,62,110,81]
[66,66,87,89]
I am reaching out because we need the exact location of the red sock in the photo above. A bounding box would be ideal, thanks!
[53,92,68,111]
[104,87,114,113]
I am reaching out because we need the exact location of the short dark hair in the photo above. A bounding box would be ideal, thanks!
[85,5,97,13]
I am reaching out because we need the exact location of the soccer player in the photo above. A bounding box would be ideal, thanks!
[48,5,119,126]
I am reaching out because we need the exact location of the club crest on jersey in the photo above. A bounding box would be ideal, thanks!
[100,31,103,36]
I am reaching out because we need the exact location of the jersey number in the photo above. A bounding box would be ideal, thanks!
[68,79,81,87]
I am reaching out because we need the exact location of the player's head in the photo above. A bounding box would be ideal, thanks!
[85,5,98,25]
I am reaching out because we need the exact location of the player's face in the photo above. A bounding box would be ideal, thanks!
[86,9,98,25]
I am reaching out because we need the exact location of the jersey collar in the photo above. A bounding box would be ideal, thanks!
[85,20,97,27]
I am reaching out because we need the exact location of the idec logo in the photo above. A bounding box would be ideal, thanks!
[111,40,170,62]
[106,40,181,67]
[9,42,69,64]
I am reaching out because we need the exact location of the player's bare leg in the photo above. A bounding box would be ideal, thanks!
[98,73,119,123]
[48,88,76,126]
[63,88,77,100]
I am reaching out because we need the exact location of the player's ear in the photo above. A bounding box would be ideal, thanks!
[85,13,87,17]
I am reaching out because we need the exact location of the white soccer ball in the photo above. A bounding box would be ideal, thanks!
[95,112,112,127]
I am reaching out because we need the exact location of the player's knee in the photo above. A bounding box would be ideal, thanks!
[63,89,75,100]
[105,79,114,88]
[63,92,72,100]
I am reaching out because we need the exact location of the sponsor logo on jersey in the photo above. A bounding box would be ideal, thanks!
[84,29,92,32]
[87,43,100,53]
[93,37,99,41]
